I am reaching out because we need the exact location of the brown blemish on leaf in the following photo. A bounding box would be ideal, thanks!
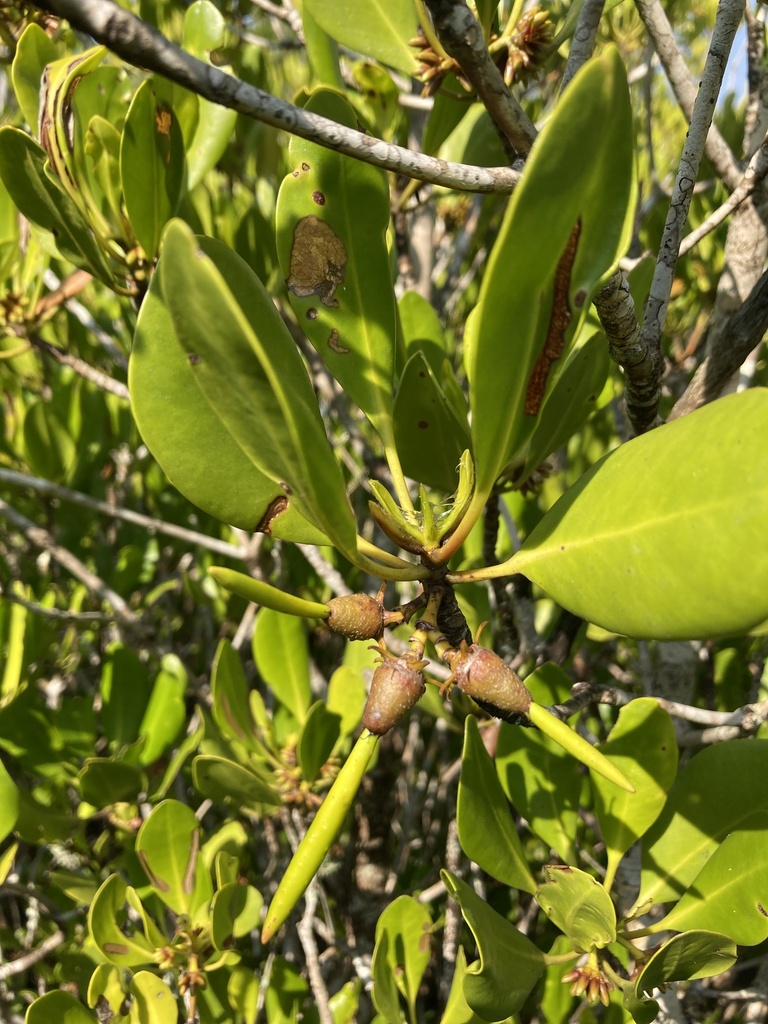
[221,693,246,740]
[279,480,293,495]
[301,162,310,171]
[306,308,318,320]
[182,827,200,894]
[255,496,288,534]
[155,105,172,135]
[292,170,299,177]
[418,420,429,429]
[137,849,170,892]
[187,353,201,366]
[758,902,768,917]
[103,942,130,955]
[312,190,326,205]
[286,215,347,308]
[327,328,350,354]
[525,220,582,416]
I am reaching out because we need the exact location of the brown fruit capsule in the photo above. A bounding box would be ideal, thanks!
[445,644,532,725]
[326,594,384,641]
[362,659,426,735]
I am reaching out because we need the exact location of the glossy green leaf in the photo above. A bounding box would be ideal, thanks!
[210,639,259,751]
[253,608,312,722]
[327,978,361,1024]
[467,49,633,512]
[536,865,616,952]
[78,758,146,807]
[135,799,213,916]
[211,882,264,949]
[183,1,238,190]
[227,966,260,1024]
[457,716,537,893]
[120,79,184,259]
[635,931,737,996]
[442,871,546,1020]
[651,811,768,945]
[11,23,57,130]
[592,699,678,891]
[25,991,97,1024]
[100,642,151,752]
[0,757,19,842]
[423,79,476,157]
[372,896,432,1021]
[156,220,357,556]
[86,963,127,1022]
[192,755,281,809]
[518,327,611,481]
[302,0,417,74]
[130,247,327,542]
[296,701,342,782]
[393,351,471,492]
[496,663,581,863]
[88,875,156,967]
[509,389,768,639]
[634,738,768,910]
[276,91,398,453]
[137,654,187,765]
[398,290,448,374]
[0,131,114,287]
[326,665,367,739]
[23,399,76,482]
[129,972,178,1024]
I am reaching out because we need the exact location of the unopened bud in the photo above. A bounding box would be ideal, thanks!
[445,644,532,723]
[362,659,426,735]
[326,594,385,641]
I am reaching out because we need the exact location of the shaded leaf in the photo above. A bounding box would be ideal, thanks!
[253,608,312,722]
[635,931,737,995]
[137,654,187,766]
[372,896,432,1021]
[24,991,97,1024]
[78,758,146,807]
[135,799,213,916]
[302,0,417,74]
[211,882,264,950]
[11,23,57,130]
[192,755,281,810]
[296,701,342,782]
[536,865,616,952]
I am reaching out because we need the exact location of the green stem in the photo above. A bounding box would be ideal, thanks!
[413,0,450,59]
[382,440,415,514]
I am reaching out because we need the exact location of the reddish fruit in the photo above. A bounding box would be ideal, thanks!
[326,594,385,641]
[445,644,532,723]
[362,659,426,735]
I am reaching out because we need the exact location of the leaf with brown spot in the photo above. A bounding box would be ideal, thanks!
[286,215,347,307]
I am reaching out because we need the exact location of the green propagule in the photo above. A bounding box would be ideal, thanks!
[210,566,634,943]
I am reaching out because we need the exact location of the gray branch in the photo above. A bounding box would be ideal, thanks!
[423,0,537,156]
[560,0,606,93]
[639,0,744,413]
[31,0,521,195]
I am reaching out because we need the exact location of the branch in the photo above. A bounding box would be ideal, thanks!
[638,0,744,420]
[560,0,606,93]
[26,330,130,399]
[669,264,768,418]
[31,0,521,195]
[0,930,65,982]
[0,586,116,623]
[634,0,743,191]
[423,0,537,156]
[0,498,141,627]
[0,467,247,559]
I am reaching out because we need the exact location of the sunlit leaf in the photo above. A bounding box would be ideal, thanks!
[536,865,616,952]
[302,0,417,73]
[135,799,213,916]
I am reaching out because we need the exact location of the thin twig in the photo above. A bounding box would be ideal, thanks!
[424,0,537,156]
[560,0,606,92]
[249,0,303,38]
[26,331,130,399]
[0,930,65,981]
[0,498,141,627]
[297,543,352,597]
[0,586,115,623]
[296,886,333,1024]
[31,0,521,195]
[634,0,742,191]
[550,682,633,721]
[0,467,247,559]
[638,0,744,421]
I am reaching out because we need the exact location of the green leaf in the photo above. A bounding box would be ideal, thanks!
[467,49,633,513]
[296,701,343,782]
[0,757,20,842]
[192,755,281,810]
[210,639,259,751]
[457,716,537,893]
[635,931,737,995]
[130,249,327,542]
[442,871,546,1020]
[88,875,156,967]
[25,991,97,1024]
[23,399,76,483]
[536,865,616,952]
[393,351,471,492]
[495,663,581,864]
[86,963,127,1021]
[211,882,264,950]
[302,0,417,74]
[156,220,358,557]
[510,389,768,639]
[135,799,213,916]
[100,642,151,752]
[227,966,260,1024]
[592,699,678,891]
[137,654,187,765]
[651,811,768,945]
[78,758,146,807]
[120,79,184,259]
[276,91,398,455]
[372,896,432,1021]
[11,23,57,130]
[398,290,448,374]
[253,608,312,722]
[326,665,366,739]
[0,129,114,286]
[635,738,768,910]
[128,972,178,1024]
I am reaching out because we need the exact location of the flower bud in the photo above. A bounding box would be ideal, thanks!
[326,594,384,641]
[445,644,532,723]
[362,659,426,735]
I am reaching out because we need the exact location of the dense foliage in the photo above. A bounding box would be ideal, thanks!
[1,1,768,1023]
